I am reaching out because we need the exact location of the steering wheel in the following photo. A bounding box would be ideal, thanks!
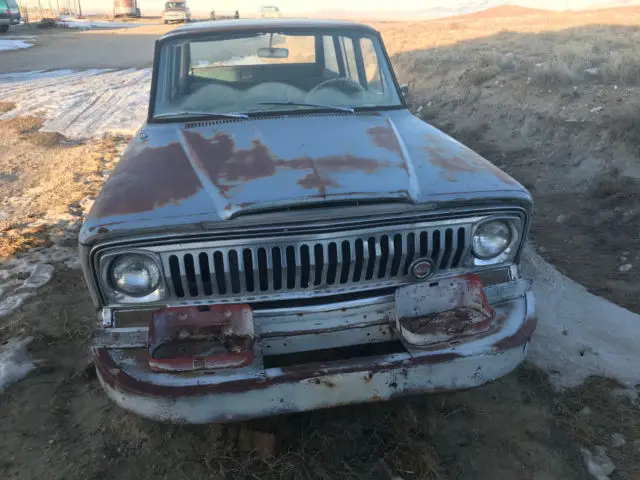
[306,77,365,100]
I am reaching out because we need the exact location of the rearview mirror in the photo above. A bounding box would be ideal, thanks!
[400,84,409,98]
[257,47,289,59]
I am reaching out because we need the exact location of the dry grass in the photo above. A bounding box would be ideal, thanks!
[1,6,640,480]
[0,118,122,259]
[527,370,640,480]
[369,7,640,477]
[376,7,640,314]
[0,102,16,113]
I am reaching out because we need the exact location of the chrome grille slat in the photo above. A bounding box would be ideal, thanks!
[335,241,345,285]
[280,245,289,290]
[176,255,190,297]
[250,247,259,292]
[237,249,247,295]
[266,247,275,290]
[359,237,369,282]
[157,220,476,301]
[222,250,233,294]
[446,228,460,270]
[387,236,395,278]
[319,242,330,287]
[192,253,205,296]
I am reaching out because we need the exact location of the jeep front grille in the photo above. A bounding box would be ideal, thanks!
[156,220,474,302]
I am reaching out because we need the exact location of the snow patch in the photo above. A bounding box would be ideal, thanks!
[0,337,36,392]
[0,69,151,139]
[524,247,640,390]
[580,445,615,480]
[0,40,33,52]
[57,17,143,30]
[0,209,86,319]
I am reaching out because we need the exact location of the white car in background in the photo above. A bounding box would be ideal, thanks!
[162,1,191,24]
[260,5,282,18]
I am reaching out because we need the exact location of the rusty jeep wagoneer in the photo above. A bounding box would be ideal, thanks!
[80,19,536,423]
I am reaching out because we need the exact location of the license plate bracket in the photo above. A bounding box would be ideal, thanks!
[148,304,254,372]
[394,274,495,347]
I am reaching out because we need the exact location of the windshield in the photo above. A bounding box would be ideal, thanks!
[152,29,403,119]
[165,2,184,9]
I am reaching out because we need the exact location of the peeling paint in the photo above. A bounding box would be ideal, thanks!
[367,123,404,158]
[423,132,520,186]
[90,141,203,218]
[181,130,390,198]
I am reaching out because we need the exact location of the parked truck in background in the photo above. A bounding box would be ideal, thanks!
[163,1,191,24]
[113,0,141,18]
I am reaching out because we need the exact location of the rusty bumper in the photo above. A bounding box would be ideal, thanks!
[94,291,536,424]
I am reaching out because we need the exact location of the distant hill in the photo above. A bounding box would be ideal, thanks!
[86,0,640,19]
[453,5,551,19]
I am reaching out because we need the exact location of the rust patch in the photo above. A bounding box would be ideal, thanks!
[95,347,463,398]
[148,305,254,373]
[91,142,203,218]
[182,130,390,197]
[423,135,519,186]
[367,125,404,158]
[311,154,386,173]
[400,309,493,338]
[494,316,538,351]
[182,131,276,196]
[297,171,339,195]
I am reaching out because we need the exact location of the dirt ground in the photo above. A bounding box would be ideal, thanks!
[1,5,640,480]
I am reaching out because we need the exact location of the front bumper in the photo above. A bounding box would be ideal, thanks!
[93,281,536,424]
[163,14,187,22]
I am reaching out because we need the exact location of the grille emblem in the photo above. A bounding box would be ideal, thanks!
[408,258,434,281]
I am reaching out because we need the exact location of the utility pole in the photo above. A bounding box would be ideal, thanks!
[37,0,43,17]
[77,0,82,17]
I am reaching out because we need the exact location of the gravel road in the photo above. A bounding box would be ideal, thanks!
[0,24,172,73]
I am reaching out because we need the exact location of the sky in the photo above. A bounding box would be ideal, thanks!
[48,0,640,16]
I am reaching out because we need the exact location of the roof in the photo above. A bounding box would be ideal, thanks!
[160,18,377,41]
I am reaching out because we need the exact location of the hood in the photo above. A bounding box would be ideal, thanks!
[81,110,528,243]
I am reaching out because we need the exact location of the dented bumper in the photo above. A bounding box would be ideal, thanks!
[93,277,536,424]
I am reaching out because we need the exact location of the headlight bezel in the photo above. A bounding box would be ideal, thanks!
[469,215,523,267]
[99,250,166,304]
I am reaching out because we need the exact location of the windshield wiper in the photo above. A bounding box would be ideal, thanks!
[258,101,355,113]
[154,111,248,120]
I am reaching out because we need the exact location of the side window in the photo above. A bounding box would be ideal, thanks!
[339,37,358,82]
[322,36,339,74]
[360,38,383,93]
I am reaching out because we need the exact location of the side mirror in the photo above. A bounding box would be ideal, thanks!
[400,84,409,99]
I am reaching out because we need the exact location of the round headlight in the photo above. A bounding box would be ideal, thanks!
[110,254,161,297]
[472,220,512,259]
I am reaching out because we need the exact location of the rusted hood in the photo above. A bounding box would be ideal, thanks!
[81,110,526,244]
